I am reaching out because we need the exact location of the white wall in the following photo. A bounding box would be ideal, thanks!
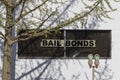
[0,1,120,80]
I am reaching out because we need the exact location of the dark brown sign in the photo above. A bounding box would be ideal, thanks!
[18,30,111,59]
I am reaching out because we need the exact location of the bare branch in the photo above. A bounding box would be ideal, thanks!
[0,23,5,28]
[13,0,102,44]
[0,0,14,8]
[0,36,4,39]
[0,0,5,3]
[12,29,46,43]
[0,35,3,39]
[12,11,56,43]
[14,0,27,8]
[48,0,102,30]
[38,11,57,28]
[48,0,75,28]
[15,0,49,24]
[0,18,5,28]
[0,31,5,39]
[13,35,30,43]
[19,0,26,18]
[14,0,23,8]
[0,0,8,6]
[0,1,3,4]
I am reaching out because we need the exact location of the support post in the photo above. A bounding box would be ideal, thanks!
[92,66,95,80]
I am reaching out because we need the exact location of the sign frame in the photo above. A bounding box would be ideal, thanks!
[18,29,111,59]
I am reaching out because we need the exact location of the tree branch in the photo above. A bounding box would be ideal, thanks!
[0,17,6,28]
[0,36,4,39]
[14,0,27,8]
[0,23,5,29]
[48,0,75,28]
[14,0,23,8]
[19,0,26,19]
[12,11,55,43]
[47,0,102,30]
[13,0,102,44]
[0,0,5,3]
[0,0,3,4]
[1,0,14,8]
[0,31,5,39]
[15,0,49,24]
[0,0,8,6]
[38,11,57,28]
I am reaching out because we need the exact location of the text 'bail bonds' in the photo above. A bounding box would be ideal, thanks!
[40,39,96,47]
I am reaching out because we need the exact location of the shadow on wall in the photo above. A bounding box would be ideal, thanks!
[95,60,114,80]
[16,60,51,80]
[0,39,113,80]
[0,18,113,80]
[15,59,82,80]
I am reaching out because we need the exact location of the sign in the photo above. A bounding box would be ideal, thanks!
[40,39,96,47]
[18,30,111,59]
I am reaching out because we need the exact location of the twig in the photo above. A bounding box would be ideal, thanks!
[15,0,49,24]
[0,31,5,39]
[13,0,102,44]
[14,0,27,8]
